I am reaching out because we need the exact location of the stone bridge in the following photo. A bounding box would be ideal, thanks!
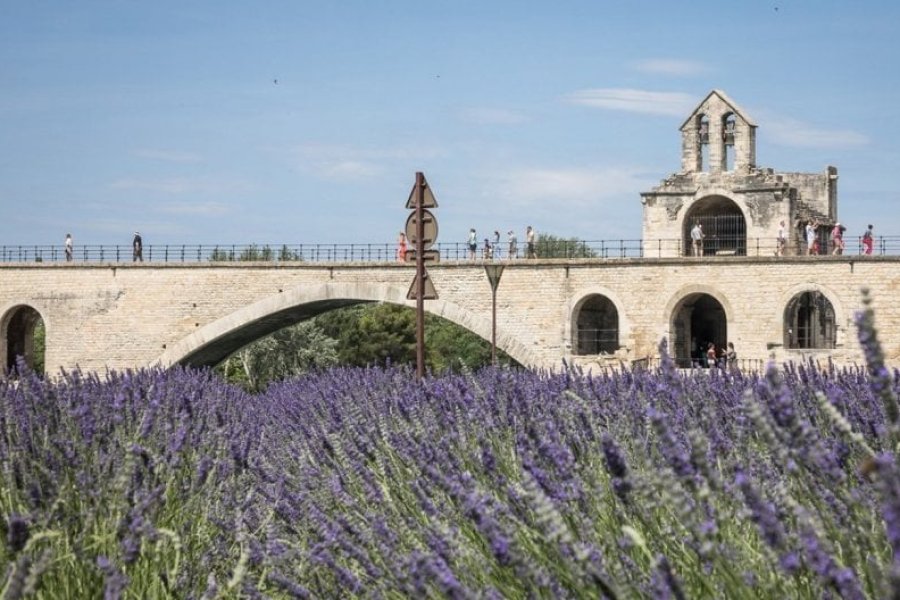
[2,256,900,376]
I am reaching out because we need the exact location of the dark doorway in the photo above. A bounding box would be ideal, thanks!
[784,291,836,349]
[573,294,619,354]
[683,195,746,256]
[671,293,727,368]
[3,305,45,375]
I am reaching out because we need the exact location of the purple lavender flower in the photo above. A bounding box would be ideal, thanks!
[601,433,632,500]
[650,554,686,600]
[6,514,29,553]
[97,555,129,600]
[734,470,787,551]
[855,288,900,430]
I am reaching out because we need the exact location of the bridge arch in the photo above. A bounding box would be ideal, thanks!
[153,282,543,371]
[1,303,46,374]
[664,285,733,368]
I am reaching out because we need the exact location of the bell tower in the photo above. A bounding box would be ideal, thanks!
[680,90,757,174]
[640,90,837,257]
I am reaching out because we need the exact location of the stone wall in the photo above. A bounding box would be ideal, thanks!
[2,257,899,375]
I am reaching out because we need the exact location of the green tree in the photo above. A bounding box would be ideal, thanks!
[315,303,512,371]
[32,319,45,375]
[216,320,338,391]
[218,302,517,389]
[535,233,597,258]
[424,313,502,372]
[278,245,303,261]
[209,247,234,261]
[239,245,273,261]
[322,303,417,367]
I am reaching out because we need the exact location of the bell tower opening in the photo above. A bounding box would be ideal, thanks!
[697,114,710,172]
[722,113,736,171]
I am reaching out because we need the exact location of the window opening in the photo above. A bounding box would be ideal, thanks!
[722,114,736,171]
[698,115,710,172]
[574,295,619,354]
[785,291,836,349]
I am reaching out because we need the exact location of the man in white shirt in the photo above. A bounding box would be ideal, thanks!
[805,221,816,255]
[690,222,704,256]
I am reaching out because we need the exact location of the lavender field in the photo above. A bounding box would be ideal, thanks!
[2,295,900,598]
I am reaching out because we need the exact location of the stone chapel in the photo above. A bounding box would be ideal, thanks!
[640,89,838,257]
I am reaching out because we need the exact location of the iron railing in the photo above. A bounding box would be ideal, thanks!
[2,236,899,264]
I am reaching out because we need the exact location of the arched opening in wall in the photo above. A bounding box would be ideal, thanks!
[697,114,710,172]
[670,293,727,368]
[722,113,736,171]
[784,291,836,349]
[682,195,746,256]
[2,305,45,376]
[572,294,619,355]
[207,302,521,391]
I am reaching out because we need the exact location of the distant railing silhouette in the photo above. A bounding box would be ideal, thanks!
[2,236,899,263]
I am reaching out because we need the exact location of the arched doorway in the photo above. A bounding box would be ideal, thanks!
[2,305,45,375]
[573,294,619,355]
[784,291,836,349]
[683,195,746,256]
[671,293,727,367]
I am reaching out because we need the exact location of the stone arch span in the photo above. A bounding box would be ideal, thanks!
[153,282,543,370]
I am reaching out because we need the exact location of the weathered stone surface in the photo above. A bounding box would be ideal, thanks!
[642,90,838,257]
[1,256,898,375]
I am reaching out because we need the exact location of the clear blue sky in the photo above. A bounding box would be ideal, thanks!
[2,1,898,247]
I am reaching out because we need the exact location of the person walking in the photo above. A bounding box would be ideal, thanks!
[806,220,816,255]
[467,228,477,260]
[831,222,845,255]
[132,231,143,262]
[507,230,518,259]
[726,342,737,370]
[64,233,73,262]
[706,342,717,368]
[397,232,408,262]
[525,225,536,259]
[862,224,874,255]
[492,230,502,259]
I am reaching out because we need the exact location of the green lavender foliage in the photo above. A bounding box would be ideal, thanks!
[1,294,899,598]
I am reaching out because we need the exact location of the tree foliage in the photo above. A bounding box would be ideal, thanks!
[535,233,597,258]
[218,303,514,387]
[216,321,338,391]
[209,244,300,262]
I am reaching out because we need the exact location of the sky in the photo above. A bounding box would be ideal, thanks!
[2,1,899,248]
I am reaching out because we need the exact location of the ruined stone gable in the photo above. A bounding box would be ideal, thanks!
[640,90,838,257]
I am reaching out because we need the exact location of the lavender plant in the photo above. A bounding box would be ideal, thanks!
[1,296,899,598]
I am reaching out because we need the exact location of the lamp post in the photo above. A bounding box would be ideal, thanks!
[483,264,504,365]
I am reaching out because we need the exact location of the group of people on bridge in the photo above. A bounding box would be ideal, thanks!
[464,226,537,261]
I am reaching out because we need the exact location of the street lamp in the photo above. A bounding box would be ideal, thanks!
[483,264,504,365]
